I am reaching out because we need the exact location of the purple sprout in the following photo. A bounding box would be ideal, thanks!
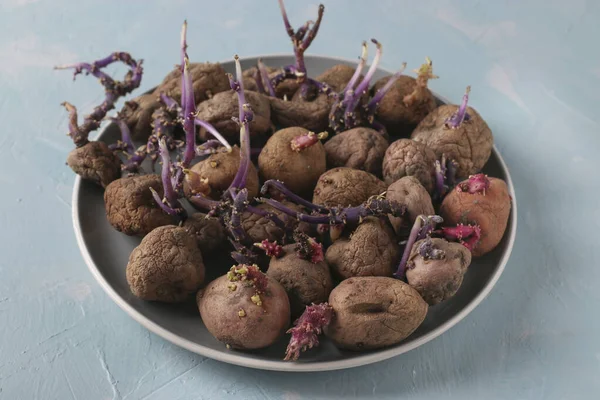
[445,86,472,129]
[56,52,143,147]
[284,303,333,361]
[417,237,446,260]
[394,215,444,279]
[149,137,187,218]
[433,154,460,201]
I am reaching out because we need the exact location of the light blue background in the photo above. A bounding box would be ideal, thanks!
[1,0,598,399]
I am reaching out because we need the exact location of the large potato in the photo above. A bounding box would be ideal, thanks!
[325,277,428,350]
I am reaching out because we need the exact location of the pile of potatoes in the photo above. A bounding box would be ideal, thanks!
[99,57,512,357]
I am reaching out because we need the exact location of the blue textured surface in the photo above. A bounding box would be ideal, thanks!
[1,0,598,398]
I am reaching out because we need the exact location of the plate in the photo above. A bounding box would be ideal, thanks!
[72,54,517,372]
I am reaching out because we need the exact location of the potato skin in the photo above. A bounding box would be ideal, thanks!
[406,238,472,305]
[382,139,437,192]
[196,90,271,143]
[316,64,359,93]
[181,213,226,255]
[241,201,311,244]
[411,105,493,178]
[67,141,122,188]
[372,75,437,137]
[270,93,331,133]
[156,62,230,104]
[325,277,428,350]
[324,127,389,177]
[440,177,511,256]
[119,94,162,141]
[258,127,327,197]
[267,244,334,316]
[325,217,399,279]
[243,66,300,99]
[198,274,291,349]
[104,175,173,236]
[386,176,435,236]
[185,146,260,202]
[313,167,387,207]
[126,226,205,302]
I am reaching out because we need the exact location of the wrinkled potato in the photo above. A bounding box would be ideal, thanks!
[119,94,163,141]
[325,277,428,350]
[386,176,435,236]
[196,90,272,143]
[126,225,205,302]
[243,66,300,99]
[372,75,437,137]
[198,267,290,350]
[184,146,260,203]
[411,105,493,178]
[440,176,511,256]
[270,92,331,133]
[267,244,334,316]
[181,213,226,255]
[382,139,437,193]
[258,127,327,196]
[325,217,399,279]
[406,238,471,305]
[241,201,312,245]
[67,141,122,188]
[316,64,360,93]
[324,127,389,177]
[313,167,387,207]
[155,62,230,104]
[104,175,173,236]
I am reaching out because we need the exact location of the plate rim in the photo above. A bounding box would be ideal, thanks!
[72,53,518,372]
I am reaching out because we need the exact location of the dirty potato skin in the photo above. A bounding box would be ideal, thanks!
[242,66,300,99]
[382,139,437,193]
[119,94,163,141]
[316,64,359,93]
[126,226,205,302]
[196,90,272,143]
[325,217,399,279]
[324,127,389,177]
[406,238,472,305]
[104,174,173,236]
[313,167,387,207]
[440,177,511,257]
[155,62,230,104]
[182,213,226,255]
[258,127,327,196]
[325,277,428,350]
[67,141,122,188]
[197,274,291,349]
[241,201,311,244]
[411,105,493,178]
[267,244,334,316]
[386,176,435,236]
[185,146,260,202]
[372,75,437,137]
[270,92,331,133]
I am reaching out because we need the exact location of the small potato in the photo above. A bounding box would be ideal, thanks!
[67,141,122,188]
[440,176,511,257]
[270,93,331,133]
[243,65,300,99]
[155,62,230,104]
[198,268,290,350]
[313,167,387,207]
[267,244,334,316]
[386,176,435,236]
[316,64,360,93]
[324,127,389,177]
[181,213,226,255]
[325,217,399,279]
[258,127,327,197]
[241,201,312,244]
[325,277,428,350]
[406,238,472,305]
[382,139,437,192]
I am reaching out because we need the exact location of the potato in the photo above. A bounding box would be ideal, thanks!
[406,238,471,305]
[270,92,331,133]
[267,244,334,316]
[440,176,511,257]
[325,217,399,279]
[386,176,434,236]
[382,139,436,192]
[324,127,389,177]
[313,167,387,207]
[198,266,291,350]
[325,277,428,350]
[243,65,300,99]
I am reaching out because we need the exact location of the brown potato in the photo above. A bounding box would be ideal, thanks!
[411,105,493,178]
[440,176,511,256]
[184,146,260,202]
[325,277,428,350]
[313,167,387,207]
[324,127,389,177]
[386,176,435,236]
[267,244,334,316]
[198,268,290,350]
[258,127,327,197]
[67,141,122,188]
[406,238,472,305]
[126,226,204,302]
[243,66,300,99]
[382,139,436,192]
[196,90,272,143]
[155,62,230,104]
[325,217,399,279]
[104,175,173,236]
[241,201,312,245]
[181,213,226,255]
[119,94,162,141]
[270,93,331,133]
[316,64,360,93]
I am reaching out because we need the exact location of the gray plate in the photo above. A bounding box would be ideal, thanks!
[72,54,517,372]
